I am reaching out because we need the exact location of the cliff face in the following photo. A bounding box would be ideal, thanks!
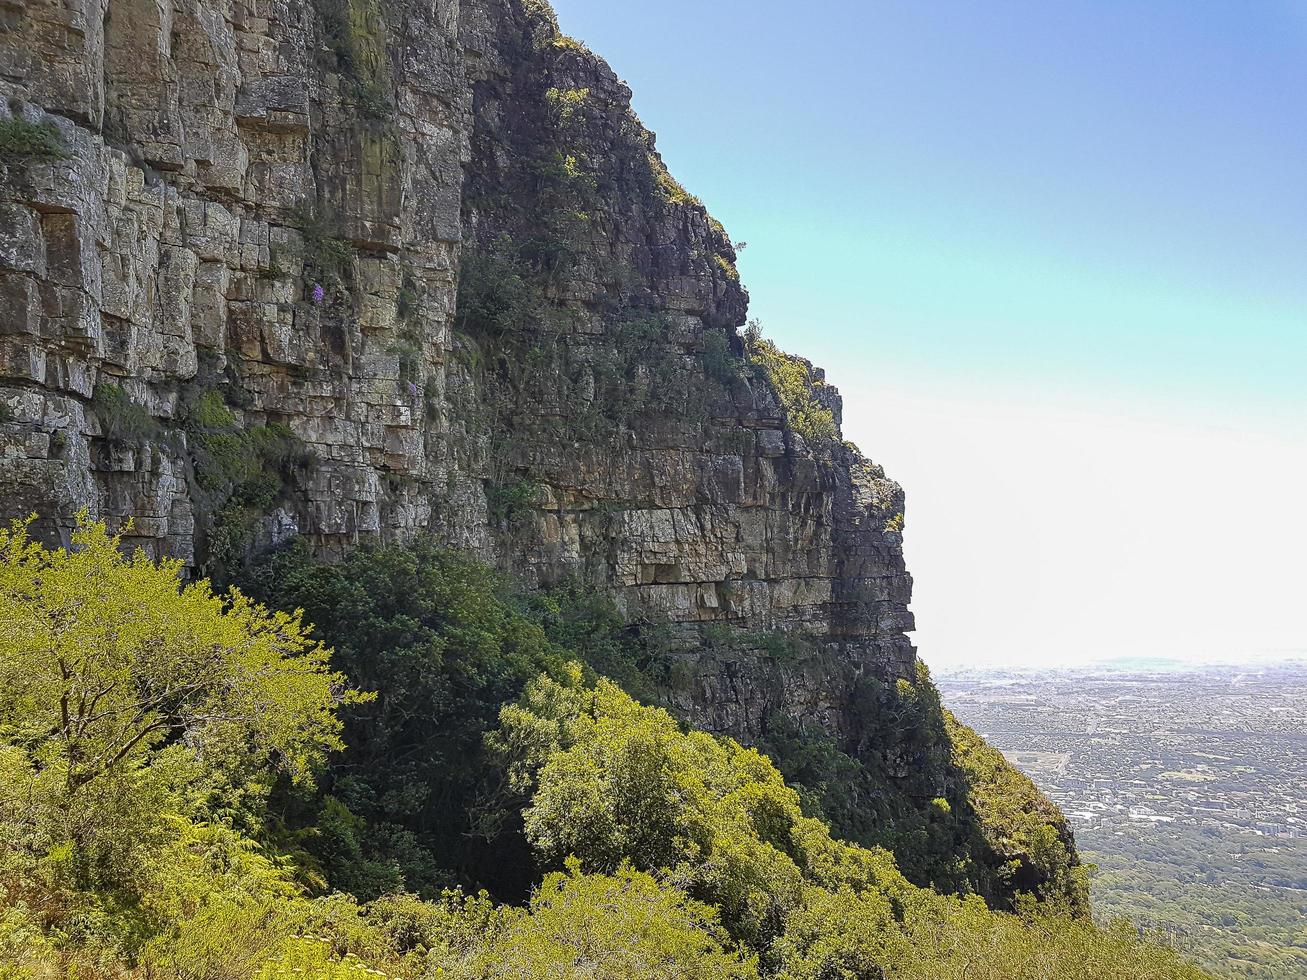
[0,0,1080,910]
[0,0,914,743]
[1,0,467,563]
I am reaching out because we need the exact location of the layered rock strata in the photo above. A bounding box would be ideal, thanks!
[0,0,914,720]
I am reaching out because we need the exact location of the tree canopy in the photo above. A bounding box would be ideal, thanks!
[0,528,1212,979]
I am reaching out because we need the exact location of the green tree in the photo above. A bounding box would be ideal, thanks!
[461,860,757,980]
[496,670,904,946]
[236,541,571,897]
[495,669,1211,980]
[0,514,363,887]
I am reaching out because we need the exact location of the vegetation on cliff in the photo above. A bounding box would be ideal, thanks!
[0,117,66,163]
[232,541,1088,916]
[743,326,838,445]
[0,524,1212,977]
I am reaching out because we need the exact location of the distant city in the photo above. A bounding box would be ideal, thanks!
[937,659,1307,978]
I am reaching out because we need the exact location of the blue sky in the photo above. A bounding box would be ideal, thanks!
[550,0,1307,665]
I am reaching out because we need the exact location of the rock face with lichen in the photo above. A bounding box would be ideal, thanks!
[0,0,1082,911]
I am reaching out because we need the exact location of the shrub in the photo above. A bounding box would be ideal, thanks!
[92,382,163,445]
[744,337,838,445]
[293,205,356,292]
[649,153,703,207]
[464,861,758,980]
[545,86,590,128]
[319,0,393,118]
[455,246,541,336]
[0,516,364,891]
[0,118,66,162]
[487,478,539,531]
[181,388,314,578]
[0,525,1209,980]
[702,330,744,385]
[494,670,1207,979]
[234,541,574,899]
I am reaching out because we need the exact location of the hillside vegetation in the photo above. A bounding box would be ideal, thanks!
[0,518,1212,978]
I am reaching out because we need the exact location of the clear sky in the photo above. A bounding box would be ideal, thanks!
[548,0,1307,667]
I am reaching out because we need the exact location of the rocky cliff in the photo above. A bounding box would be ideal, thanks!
[0,0,1082,910]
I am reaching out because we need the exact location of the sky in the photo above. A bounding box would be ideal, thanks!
[548,0,1307,668]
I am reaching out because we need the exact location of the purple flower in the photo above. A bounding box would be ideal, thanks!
[407,381,419,398]
[311,283,325,305]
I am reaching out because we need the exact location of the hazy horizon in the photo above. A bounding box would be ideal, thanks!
[549,0,1307,668]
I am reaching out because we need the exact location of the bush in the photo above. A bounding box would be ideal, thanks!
[181,388,313,579]
[455,245,541,336]
[235,541,574,899]
[649,152,702,207]
[293,205,356,292]
[464,861,758,980]
[487,478,539,531]
[0,118,66,162]
[92,382,163,445]
[702,330,744,385]
[744,338,837,445]
[493,669,1206,979]
[0,526,1211,980]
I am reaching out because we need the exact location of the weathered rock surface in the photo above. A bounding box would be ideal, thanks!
[0,0,914,718]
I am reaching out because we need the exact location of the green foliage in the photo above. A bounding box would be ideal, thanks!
[518,150,596,270]
[650,152,703,207]
[702,330,745,385]
[581,312,719,428]
[294,205,357,292]
[92,382,163,445]
[523,579,682,703]
[760,665,1088,916]
[0,517,373,978]
[744,337,838,445]
[319,0,393,117]
[395,272,421,321]
[487,478,540,532]
[0,514,359,814]
[946,710,1090,916]
[455,244,542,336]
[182,388,313,579]
[770,885,903,979]
[233,541,1086,922]
[492,669,1206,978]
[545,86,590,128]
[549,34,588,54]
[0,530,1213,980]
[0,118,66,162]
[497,670,908,946]
[235,541,574,898]
[463,860,758,979]
[392,326,424,388]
